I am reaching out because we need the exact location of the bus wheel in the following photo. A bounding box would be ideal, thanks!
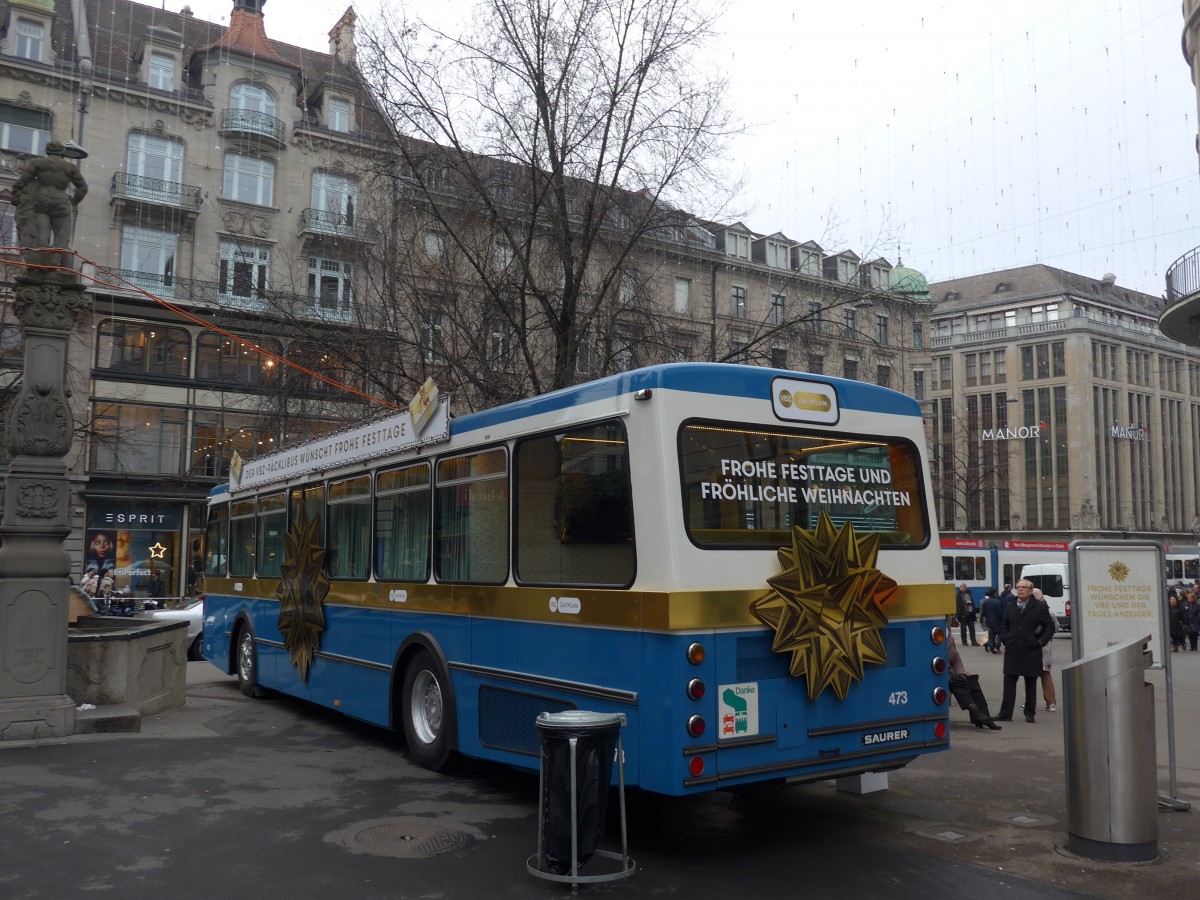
[236,626,259,698]
[402,649,455,771]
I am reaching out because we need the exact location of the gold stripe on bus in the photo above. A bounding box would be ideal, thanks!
[205,580,953,631]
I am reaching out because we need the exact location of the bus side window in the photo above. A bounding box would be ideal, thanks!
[205,504,229,576]
[435,448,508,583]
[375,463,431,582]
[514,421,634,588]
[942,556,954,581]
[229,500,256,577]
[257,493,286,577]
[955,556,975,582]
[975,556,987,581]
[328,475,371,580]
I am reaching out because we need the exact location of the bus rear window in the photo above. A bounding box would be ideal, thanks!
[679,421,929,548]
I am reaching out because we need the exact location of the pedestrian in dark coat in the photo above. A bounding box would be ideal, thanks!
[997,579,1055,723]
[980,588,1003,653]
[956,583,978,646]
[1186,593,1200,652]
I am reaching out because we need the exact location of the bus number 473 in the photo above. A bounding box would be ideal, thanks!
[888,691,908,705]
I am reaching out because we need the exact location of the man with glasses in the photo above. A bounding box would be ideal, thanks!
[996,579,1056,723]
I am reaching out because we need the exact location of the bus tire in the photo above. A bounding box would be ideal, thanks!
[236,625,260,698]
[401,649,455,771]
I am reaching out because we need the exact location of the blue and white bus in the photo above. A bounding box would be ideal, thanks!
[201,363,954,795]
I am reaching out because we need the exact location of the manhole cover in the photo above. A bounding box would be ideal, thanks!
[344,822,470,859]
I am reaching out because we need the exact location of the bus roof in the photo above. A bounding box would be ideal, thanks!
[209,363,920,499]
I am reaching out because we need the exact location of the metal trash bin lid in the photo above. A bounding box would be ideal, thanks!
[536,710,624,731]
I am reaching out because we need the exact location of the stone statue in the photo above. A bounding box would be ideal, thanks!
[11,140,88,266]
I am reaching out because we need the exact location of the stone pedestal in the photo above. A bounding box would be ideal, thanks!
[0,274,85,740]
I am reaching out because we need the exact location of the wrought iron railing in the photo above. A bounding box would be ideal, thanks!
[1166,246,1200,304]
[221,107,286,144]
[299,208,377,241]
[111,172,202,211]
[104,268,219,304]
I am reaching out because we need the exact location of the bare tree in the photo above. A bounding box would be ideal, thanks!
[357,0,736,402]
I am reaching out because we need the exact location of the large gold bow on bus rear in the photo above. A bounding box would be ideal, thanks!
[750,511,896,700]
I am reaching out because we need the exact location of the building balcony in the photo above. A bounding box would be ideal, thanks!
[299,208,378,243]
[104,268,218,304]
[220,108,286,147]
[1161,246,1200,345]
[111,172,202,214]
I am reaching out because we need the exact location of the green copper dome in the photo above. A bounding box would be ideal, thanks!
[891,263,932,301]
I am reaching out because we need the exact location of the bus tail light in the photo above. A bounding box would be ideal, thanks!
[686,678,705,700]
[687,715,705,737]
[1065,599,1071,618]
[931,686,947,706]
[934,721,947,739]
[686,643,705,665]
[930,626,945,645]
[930,656,947,675]
[688,756,705,777]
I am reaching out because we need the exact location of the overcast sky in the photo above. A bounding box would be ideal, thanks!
[176,0,1200,297]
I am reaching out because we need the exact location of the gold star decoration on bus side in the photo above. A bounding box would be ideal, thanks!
[750,511,897,701]
[148,542,167,559]
[276,511,330,682]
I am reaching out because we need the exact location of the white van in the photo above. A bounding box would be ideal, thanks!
[1019,563,1070,632]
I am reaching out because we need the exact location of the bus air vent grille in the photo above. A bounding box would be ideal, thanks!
[738,627,906,680]
[479,686,574,756]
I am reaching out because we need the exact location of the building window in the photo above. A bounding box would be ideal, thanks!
[423,231,445,258]
[806,299,821,331]
[770,292,786,325]
[0,102,49,154]
[311,170,357,222]
[843,359,859,381]
[127,132,183,183]
[730,339,748,364]
[120,226,178,297]
[876,364,891,388]
[726,232,750,259]
[807,352,824,374]
[798,250,820,275]
[195,331,282,385]
[980,351,992,383]
[490,324,512,370]
[767,241,789,268]
[148,52,174,91]
[96,321,190,377]
[912,370,925,401]
[964,353,977,386]
[230,81,276,116]
[674,277,690,313]
[843,308,855,338]
[223,153,275,206]
[307,257,353,312]
[993,350,1006,382]
[421,312,445,364]
[90,403,186,475]
[219,239,269,301]
[876,314,888,345]
[731,285,747,318]
[771,347,788,369]
[328,97,350,132]
[14,19,44,62]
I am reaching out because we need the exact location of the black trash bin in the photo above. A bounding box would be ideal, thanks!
[531,710,633,882]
